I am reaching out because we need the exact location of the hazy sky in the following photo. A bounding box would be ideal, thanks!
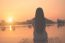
[0,0,65,21]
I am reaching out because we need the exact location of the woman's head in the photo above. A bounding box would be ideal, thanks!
[35,7,44,19]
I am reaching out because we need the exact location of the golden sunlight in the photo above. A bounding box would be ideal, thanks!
[6,16,13,23]
[8,17,13,23]
[10,25,12,31]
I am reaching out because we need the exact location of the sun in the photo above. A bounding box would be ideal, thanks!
[8,17,13,23]
[7,17,13,23]
[6,16,14,31]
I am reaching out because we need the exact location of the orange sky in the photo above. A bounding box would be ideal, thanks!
[0,0,65,41]
[0,0,65,21]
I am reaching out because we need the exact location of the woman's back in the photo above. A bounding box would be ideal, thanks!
[33,7,48,43]
[34,7,46,33]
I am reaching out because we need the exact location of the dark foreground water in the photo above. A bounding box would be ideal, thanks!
[0,24,65,43]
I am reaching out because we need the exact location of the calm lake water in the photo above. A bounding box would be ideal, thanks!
[0,24,65,43]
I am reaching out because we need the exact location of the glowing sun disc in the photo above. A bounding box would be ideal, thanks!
[7,17,13,23]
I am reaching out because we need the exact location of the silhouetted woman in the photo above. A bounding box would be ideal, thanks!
[33,7,48,43]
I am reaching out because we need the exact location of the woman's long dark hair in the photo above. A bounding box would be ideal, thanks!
[35,7,45,20]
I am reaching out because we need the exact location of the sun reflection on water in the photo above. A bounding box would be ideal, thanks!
[10,25,12,31]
